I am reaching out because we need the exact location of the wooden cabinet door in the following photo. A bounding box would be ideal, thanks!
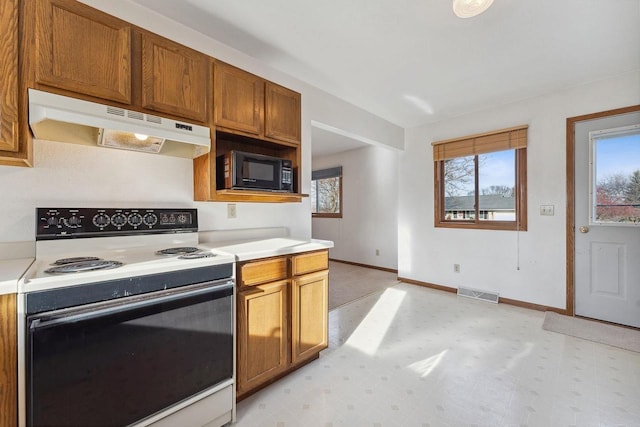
[141,33,209,122]
[214,61,263,135]
[291,270,328,365]
[0,294,17,427]
[237,280,289,396]
[0,0,19,154]
[35,0,131,103]
[265,82,301,144]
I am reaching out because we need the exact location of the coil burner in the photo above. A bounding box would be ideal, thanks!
[51,256,102,265]
[155,247,201,256]
[179,252,217,260]
[45,260,124,274]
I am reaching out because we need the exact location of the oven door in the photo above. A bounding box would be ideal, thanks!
[26,280,233,427]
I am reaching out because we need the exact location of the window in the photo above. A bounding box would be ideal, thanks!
[590,125,640,225]
[311,166,342,218]
[433,125,528,230]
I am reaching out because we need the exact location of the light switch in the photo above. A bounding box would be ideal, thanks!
[540,205,554,216]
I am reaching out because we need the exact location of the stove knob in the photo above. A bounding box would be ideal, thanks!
[64,215,82,228]
[177,214,188,224]
[46,216,59,227]
[111,213,127,227]
[143,213,158,227]
[128,213,143,227]
[92,213,110,228]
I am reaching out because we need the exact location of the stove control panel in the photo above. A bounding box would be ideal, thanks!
[36,208,198,240]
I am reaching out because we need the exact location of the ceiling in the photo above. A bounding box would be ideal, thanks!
[310,126,370,158]
[128,0,640,130]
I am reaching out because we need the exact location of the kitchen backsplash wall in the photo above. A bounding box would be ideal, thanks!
[0,140,311,243]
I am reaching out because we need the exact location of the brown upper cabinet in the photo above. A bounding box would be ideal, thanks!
[0,0,19,153]
[214,61,264,136]
[141,32,209,123]
[196,60,302,203]
[0,0,31,166]
[30,0,210,124]
[214,61,301,145]
[265,82,301,145]
[34,0,132,104]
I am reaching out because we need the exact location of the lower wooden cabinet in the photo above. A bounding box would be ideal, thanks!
[0,293,17,427]
[236,250,329,399]
[237,280,289,396]
[291,270,328,364]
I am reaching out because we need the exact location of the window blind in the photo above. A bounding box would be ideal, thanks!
[432,125,528,161]
[312,166,342,180]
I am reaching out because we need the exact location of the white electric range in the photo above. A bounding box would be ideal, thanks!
[18,207,236,427]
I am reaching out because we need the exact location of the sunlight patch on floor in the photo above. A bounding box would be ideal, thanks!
[344,287,406,356]
[407,349,448,378]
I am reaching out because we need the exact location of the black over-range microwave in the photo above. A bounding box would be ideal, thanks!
[216,150,293,192]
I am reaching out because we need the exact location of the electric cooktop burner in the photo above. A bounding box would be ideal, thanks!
[179,252,217,260]
[44,260,124,274]
[155,247,200,256]
[51,256,102,265]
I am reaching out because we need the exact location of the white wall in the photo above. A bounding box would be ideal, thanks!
[398,70,640,310]
[0,0,403,246]
[312,145,399,270]
[0,140,312,242]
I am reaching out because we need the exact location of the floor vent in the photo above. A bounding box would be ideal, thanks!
[457,286,499,304]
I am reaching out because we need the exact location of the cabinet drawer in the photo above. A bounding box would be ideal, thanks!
[239,257,288,286]
[291,251,328,276]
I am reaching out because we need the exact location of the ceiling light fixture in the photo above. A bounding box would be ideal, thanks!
[453,0,494,18]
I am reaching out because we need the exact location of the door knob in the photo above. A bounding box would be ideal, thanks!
[579,226,589,233]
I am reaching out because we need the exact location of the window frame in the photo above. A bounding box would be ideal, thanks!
[311,167,343,218]
[433,126,528,231]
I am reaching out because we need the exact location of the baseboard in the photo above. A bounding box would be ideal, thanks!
[329,258,398,274]
[397,276,568,314]
[500,297,567,314]
[398,277,456,294]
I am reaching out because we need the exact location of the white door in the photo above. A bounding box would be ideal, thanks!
[574,111,640,328]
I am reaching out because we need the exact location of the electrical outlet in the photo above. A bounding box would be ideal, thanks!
[227,203,237,219]
[375,249,380,256]
[454,264,461,273]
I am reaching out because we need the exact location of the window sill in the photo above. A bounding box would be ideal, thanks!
[312,213,342,219]
[435,221,527,231]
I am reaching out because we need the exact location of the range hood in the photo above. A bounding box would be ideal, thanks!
[28,89,211,159]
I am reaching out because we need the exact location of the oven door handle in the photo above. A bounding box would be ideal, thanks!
[29,279,234,330]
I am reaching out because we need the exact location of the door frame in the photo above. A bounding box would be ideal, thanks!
[565,105,640,316]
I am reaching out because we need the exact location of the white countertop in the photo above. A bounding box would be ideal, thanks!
[0,258,34,295]
[200,237,333,261]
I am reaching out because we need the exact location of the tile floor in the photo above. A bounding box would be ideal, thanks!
[235,282,640,427]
